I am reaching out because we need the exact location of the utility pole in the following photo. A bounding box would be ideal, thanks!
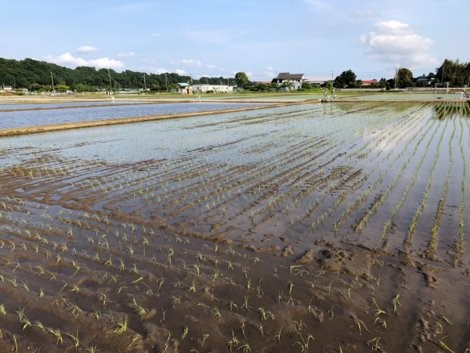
[50,72,55,93]
[107,69,113,94]
[394,68,398,90]
[143,74,147,91]
[165,73,168,91]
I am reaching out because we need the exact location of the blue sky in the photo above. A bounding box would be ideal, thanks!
[1,0,469,80]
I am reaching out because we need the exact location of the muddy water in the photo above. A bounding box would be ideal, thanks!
[0,102,469,352]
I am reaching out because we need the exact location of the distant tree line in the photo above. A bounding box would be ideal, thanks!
[436,59,470,87]
[1,57,469,93]
[0,57,235,92]
[333,59,470,89]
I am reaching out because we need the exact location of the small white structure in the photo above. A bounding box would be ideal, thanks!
[192,84,233,93]
[0,85,13,92]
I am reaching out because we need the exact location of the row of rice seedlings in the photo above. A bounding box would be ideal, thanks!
[168,137,337,224]
[350,110,432,232]
[189,105,406,226]
[426,117,456,259]
[254,105,420,227]
[433,101,470,120]
[455,116,467,261]
[97,139,280,216]
[349,104,427,160]
[380,114,442,249]
[354,108,444,232]
[334,107,434,234]
[305,106,424,229]
[403,115,449,248]
[253,147,344,219]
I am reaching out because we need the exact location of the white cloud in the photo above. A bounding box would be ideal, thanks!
[117,51,135,57]
[360,20,437,68]
[152,68,168,74]
[77,45,98,53]
[206,64,217,69]
[88,57,125,70]
[50,52,124,70]
[53,52,88,67]
[175,69,187,75]
[181,59,203,67]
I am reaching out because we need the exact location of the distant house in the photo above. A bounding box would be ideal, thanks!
[361,79,378,87]
[192,84,233,94]
[178,83,193,94]
[272,73,304,90]
[415,76,430,86]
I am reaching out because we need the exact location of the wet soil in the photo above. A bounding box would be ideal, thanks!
[0,102,469,352]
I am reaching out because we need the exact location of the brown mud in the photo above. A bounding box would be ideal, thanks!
[0,102,469,352]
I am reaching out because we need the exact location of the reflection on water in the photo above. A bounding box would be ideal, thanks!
[0,102,269,130]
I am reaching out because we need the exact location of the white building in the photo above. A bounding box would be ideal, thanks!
[192,84,233,93]
[272,73,304,90]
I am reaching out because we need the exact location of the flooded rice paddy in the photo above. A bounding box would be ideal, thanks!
[0,101,469,352]
[0,101,268,129]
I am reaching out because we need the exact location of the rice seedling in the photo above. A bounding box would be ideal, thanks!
[295,333,314,353]
[65,330,80,349]
[367,337,384,352]
[181,325,189,340]
[110,316,128,336]
[439,340,457,353]
[391,294,400,315]
[11,334,18,353]
[47,328,64,345]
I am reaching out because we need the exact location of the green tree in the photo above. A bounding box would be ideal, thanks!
[325,81,334,94]
[334,70,356,88]
[56,84,70,93]
[235,72,249,88]
[269,82,279,92]
[436,59,470,87]
[74,83,96,92]
[378,78,389,90]
[396,68,413,88]
[29,83,44,92]
[0,56,237,93]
